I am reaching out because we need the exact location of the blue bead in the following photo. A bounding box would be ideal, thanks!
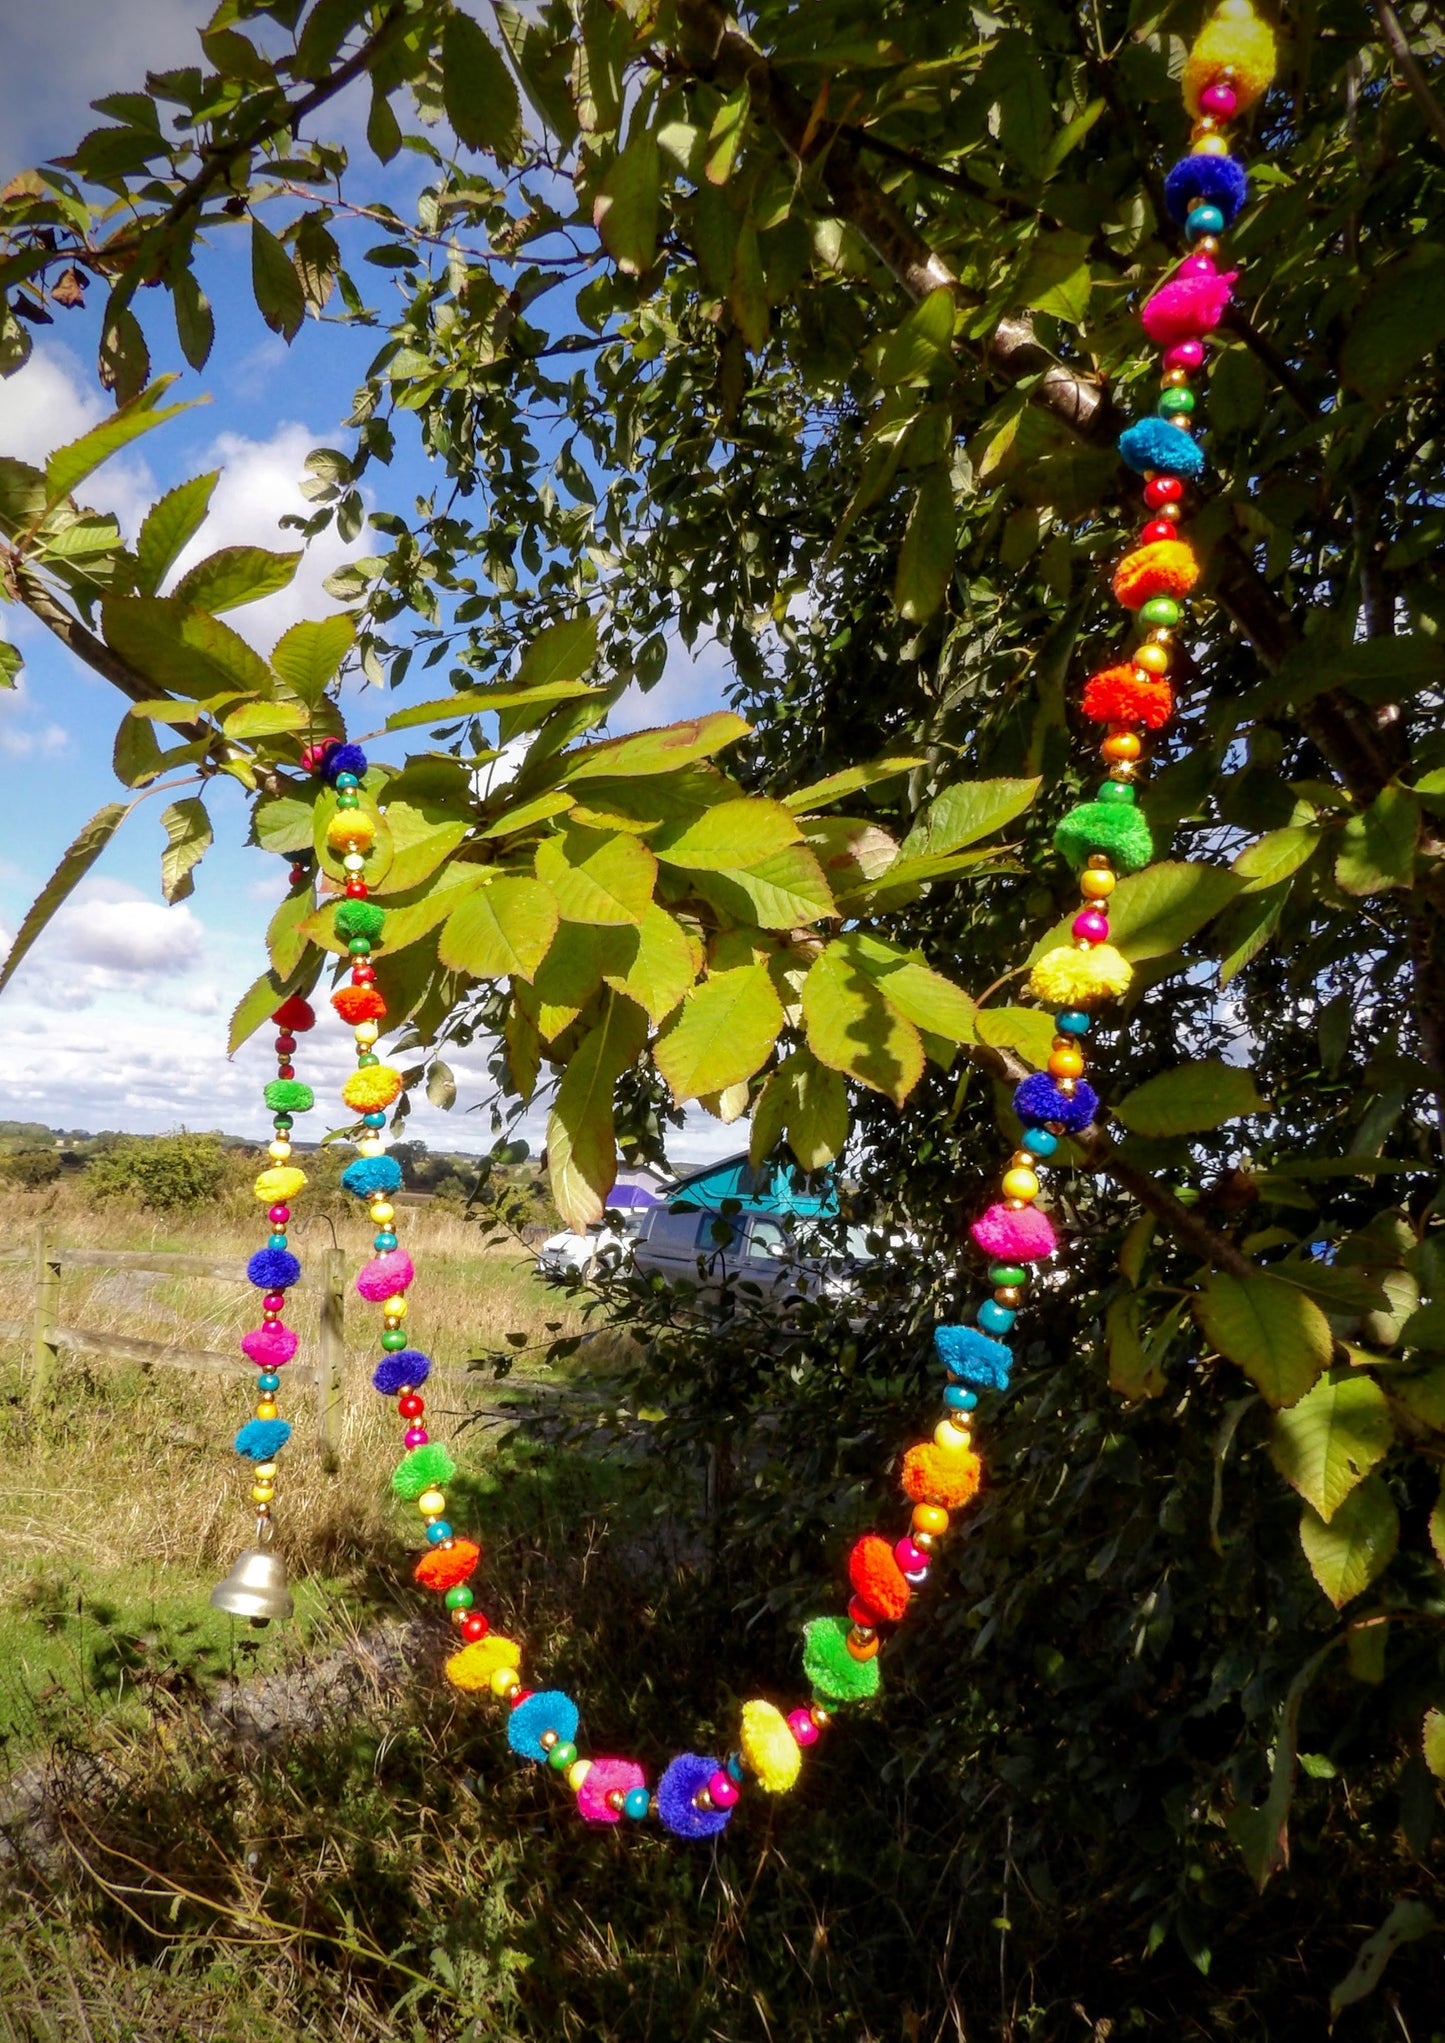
[362,1111,387,1128]
[623,1787,651,1820]
[426,1519,453,1545]
[944,1384,979,1411]
[374,1231,398,1251]
[335,771,360,790]
[978,1300,1016,1334]
[1186,203,1225,239]
[726,1752,744,1782]
[268,1232,288,1249]
[1055,1010,1090,1035]
[257,1371,281,1393]
[1021,1127,1058,1158]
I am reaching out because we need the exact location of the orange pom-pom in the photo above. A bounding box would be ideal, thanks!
[414,1539,480,1591]
[1112,539,1199,611]
[901,1442,983,1512]
[1080,666,1175,729]
[848,1534,911,1623]
[332,985,388,1024]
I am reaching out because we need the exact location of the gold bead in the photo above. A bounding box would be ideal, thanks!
[1001,1166,1039,1203]
[1009,1149,1035,1170]
[540,1729,558,1752]
[1087,854,1113,870]
[694,1788,714,1811]
[912,1530,935,1552]
[994,1286,1023,1309]
[1162,367,1189,388]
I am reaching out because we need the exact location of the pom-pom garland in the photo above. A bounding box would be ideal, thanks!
[327,808,375,852]
[1117,416,1207,480]
[934,1324,1012,1390]
[234,1417,292,1461]
[1165,152,1249,226]
[1141,264,1238,345]
[578,1757,646,1824]
[247,1247,301,1290]
[1112,539,1199,610]
[1081,666,1173,729]
[970,1203,1058,1262]
[332,985,387,1024]
[342,1156,403,1198]
[334,900,386,942]
[357,1248,415,1300]
[658,1754,734,1839]
[1028,943,1134,1007]
[803,1615,881,1703]
[1013,1073,1099,1132]
[740,1701,803,1793]
[341,1064,403,1113]
[848,1535,911,1624]
[373,1349,431,1394]
[508,1689,580,1763]
[263,1078,314,1113]
[415,1540,481,1591]
[901,1443,983,1512]
[253,1165,307,1203]
[1054,801,1154,874]
[241,1323,299,1368]
[446,1634,521,1691]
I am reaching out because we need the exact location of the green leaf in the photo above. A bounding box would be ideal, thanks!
[270,616,355,705]
[266,883,314,980]
[1270,1373,1394,1522]
[1223,1654,1318,1892]
[442,9,522,160]
[1113,1060,1263,1137]
[693,844,836,929]
[594,125,660,274]
[437,876,559,982]
[1431,1475,1445,1570]
[705,79,749,185]
[1335,784,1419,895]
[1195,1272,1334,1408]
[102,596,271,700]
[514,613,598,690]
[654,963,783,1102]
[0,456,46,528]
[893,464,954,622]
[1399,1302,1445,1352]
[654,797,801,871]
[1015,230,1092,325]
[784,756,928,812]
[976,1005,1056,1070]
[133,472,219,596]
[171,546,300,613]
[902,777,1039,857]
[535,825,656,924]
[802,943,925,1105]
[1107,1292,1166,1400]
[367,85,402,162]
[1215,880,1288,987]
[1340,244,1445,403]
[0,801,133,995]
[112,706,164,787]
[373,801,469,896]
[252,794,316,856]
[427,1060,457,1111]
[222,701,311,740]
[566,712,750,783]
[171,267,215,371]
[384,682,598,732]
[835,931,976,1045]
[601,901,698,1025]
[1299,1476,1399,1607]
[547,991,648,1230]
[44,377,190,509]
[1427,1711,1445,1782]
[228,956,319,1057]
[98,301,150,406]
[159,796,212,904]
[876,286,955,385]
[1232,825,1320,893]
[1100,861,1242,964]
[1330,1899,1438,2017]
[251,219,305,342]
[749,1045,848,1172]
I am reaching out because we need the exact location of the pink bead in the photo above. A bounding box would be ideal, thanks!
[1072,910,1110,942]
[1178,251,1215,277]
[262,1292,285,1313]
[707,1769,740,1809]
[404,1426,429,1448]
[268,1204,290,1226]
[1163,340,1205,372]
[787,1708,819,1748]
[894,1537,928,1574]
[1199,82,1237,118]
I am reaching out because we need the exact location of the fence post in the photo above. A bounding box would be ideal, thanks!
[31,1226,60,1408]
[318,1243,345,1471]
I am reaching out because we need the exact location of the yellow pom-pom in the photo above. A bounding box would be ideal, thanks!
[445,1635,522,1693]
[739,1700,802,1794]
[326,808,376,851]
[1183,0,1277,114]
[1028,943,1134,1009]
[254,1165,307,1203]
[341,1064,403,1112]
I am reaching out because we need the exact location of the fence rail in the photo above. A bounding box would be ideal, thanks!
[9,1227,346,1466]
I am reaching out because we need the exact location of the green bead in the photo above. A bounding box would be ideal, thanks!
[357,1052,379,1067]
[348,936,372,956]
[381,1328,407,1351]
[548,1739,578,1772]
[1097,780,1136,805]
[445,1585,473,1611]
[987,1263,1027,1288]
[1139,597,1181,628]
[1157,386,1195,418]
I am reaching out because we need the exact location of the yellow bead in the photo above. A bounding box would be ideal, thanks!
[1134,643,1170,676]
[1079,868,1116,901]
[1194,133,1229,156]
[382,1294,407,1319]
[1048,1047,1085,1081]
[566,1758,593,1793]
[252,1484,275,1505]
[1001,1166,1039,1202]
[1102,730,1142,762]
[935,1419,972,1453]
[913,1503,949,1537]
[357,1138,385,1158]
[254,1462,277,1481]
[491,1666,520,1698]
[370,1201,394,1224]
[267,1140,292,1162]
[355,1020,380,1046]
[255,1402,279,1422]
[418,1488,446,1516]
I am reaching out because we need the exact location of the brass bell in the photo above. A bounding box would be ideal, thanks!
[210,1525,293,1624]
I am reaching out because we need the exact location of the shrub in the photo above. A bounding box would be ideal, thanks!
[0,1147,63,1188]
[85,1133,228,1213]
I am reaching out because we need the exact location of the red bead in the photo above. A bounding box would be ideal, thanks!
[460,1612,489,1643]
[352,964,376,984]
[510,1688,533,1709]
[288,865,306,887]
[344,879,368,899]
[1140,518,1176,546]
[787,1707,819,1747]
[274,1033,297,1055]
[848,1593,882,1629]
[1143,475,1184,508]
[707,1768,740,1810]
[277,1064,295,1080]
[398,1394,424,1420]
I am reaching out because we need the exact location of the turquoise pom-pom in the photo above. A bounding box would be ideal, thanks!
[1118,417,1206,480]
[341,1156,403,1198]
[507,1689,579,1763]
[235,1418,291,1460]
[934,1324,1012,1390]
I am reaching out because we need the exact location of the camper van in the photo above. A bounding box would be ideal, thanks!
[629,1154,864,1307]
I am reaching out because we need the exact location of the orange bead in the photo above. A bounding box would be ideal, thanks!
[913,1503,949,1537]
[1048,1046,1085,1080]
[1134,643,1170,676]
[1080,869,1116,900]
[1102,730,1142,762]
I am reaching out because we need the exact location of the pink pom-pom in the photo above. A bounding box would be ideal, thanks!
[1140,268,1237,346]
[970,1202,1058,1263]
[356,1248,415,1301]
[241,1323,299,1367]
[577,1757,646,1825]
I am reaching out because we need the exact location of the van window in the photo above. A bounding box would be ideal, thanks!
[645,1208,708,1255]
[746,1216,787,1261]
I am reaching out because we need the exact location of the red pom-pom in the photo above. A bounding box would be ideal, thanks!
[848,1533,911,1623]
[414,1539,481,1592]
[332,985,388,1024]
[1080,666,1174,730]
[272,996,316,1032]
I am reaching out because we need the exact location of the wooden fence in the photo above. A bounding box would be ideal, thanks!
[0,1228,347,1468]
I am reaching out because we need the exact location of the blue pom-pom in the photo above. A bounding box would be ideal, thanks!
[1013,1073,1098,1133]
[657,1753,733,1839]
[320,742,368,786]
[372,1350,431,1395]
[247,1247,301,1290]
[934,1324,1012,1391]
[341,1156,404,1198]
[1164,153,1249,227]
[507,1689,579,1763]
[1118,417,1207,481]
[234,1417,292,1461]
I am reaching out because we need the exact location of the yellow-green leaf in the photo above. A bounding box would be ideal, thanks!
[976,1006,1055,1070]
[876,286,955,385]
[801,944,925,1105]
[1195,1272,1334,1409]
[601,901,699,1025]
[749,1046,848,1172]
[515,613,598,690]
[1113,1060,1263,1137]
[836,931,976,1044]
[159,796,211,904]
[442,8,522,159]
[1270,1372,1394,1522]
[535,826,657,924]
[102,595,271,700]
[654,796,801,871]
[271,615,355,704]
[172,545,300,613]
[438,876,558,982]
[1299,1476,1399,1607]
[654,963,783,1102]
[893,463,955,622]
[692,844,836,928]
[594,125,660,274]
[222,701,311,740]
[1232,825,1320,894]
[0,801,132,996]
[1424,1708,1445,1782]
[784,755,927,812]
[547,992,648,1230]
[564,712,751,783]
[1335,784,1419,896]
[902,776,1039,858]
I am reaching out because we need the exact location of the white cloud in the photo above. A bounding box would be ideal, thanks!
[0,0,211,180]
[0,343,156,533]
[2,877,209,1011]
[0,677,68,759]
[609,633,732,735]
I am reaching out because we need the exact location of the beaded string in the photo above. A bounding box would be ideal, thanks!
[249,0,1276,1829]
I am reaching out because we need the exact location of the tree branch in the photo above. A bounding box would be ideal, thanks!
[1371,0,1445,154]
[1077,1125,1258,1279]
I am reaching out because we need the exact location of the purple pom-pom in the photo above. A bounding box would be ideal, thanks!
[1164,153,1249,226]
[657,1753,733,1839]
[935,1325,1012,1390]
[1012,1074,1098,1134]
[507,1689,579,1763]
[320,742,368,786]
[372,1349,431,1394]
[247,1247,301,1290]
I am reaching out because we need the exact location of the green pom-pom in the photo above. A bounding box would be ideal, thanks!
[1054,801,1155,875]
[335,900,386,942]
[391,1443,456,1500]
[802,1616,881,1705]
[263,1079,315,1113]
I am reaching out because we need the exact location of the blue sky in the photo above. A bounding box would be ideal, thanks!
[0,4,734,1165]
